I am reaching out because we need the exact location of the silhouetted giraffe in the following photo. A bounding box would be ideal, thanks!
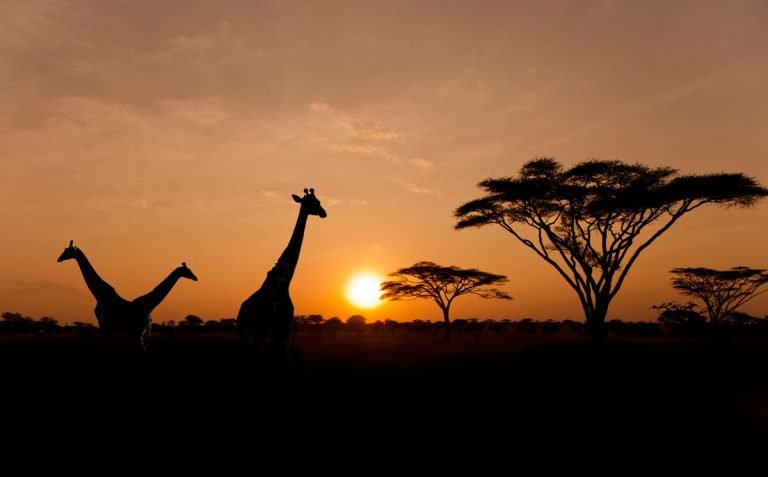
[237,188,327,361]
[57,240,198,351]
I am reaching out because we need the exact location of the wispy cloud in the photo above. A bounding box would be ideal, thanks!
[409,158,433,168]
[402,182,440,195]
[324,197,342,207]
[310,102,332,113]
[5,279,83,296]
[339,118,400,141]
[309,102,409,163]
[327,142,398,161]
[261,190,281,200]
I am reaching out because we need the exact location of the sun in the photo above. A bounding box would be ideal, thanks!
[346,272,383,309]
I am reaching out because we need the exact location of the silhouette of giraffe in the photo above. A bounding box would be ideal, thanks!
[237,188,327,361]
[57,240,198,351]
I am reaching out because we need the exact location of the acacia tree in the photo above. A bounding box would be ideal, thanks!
[380,261,511,341]
[670,266,768,329]
[455,158,767,343]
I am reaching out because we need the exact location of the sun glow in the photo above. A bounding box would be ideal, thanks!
[346,273,383,309]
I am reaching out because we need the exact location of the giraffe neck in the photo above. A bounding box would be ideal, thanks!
[73,249,116,301]
[271,209,309,289]
[132,269,183,315]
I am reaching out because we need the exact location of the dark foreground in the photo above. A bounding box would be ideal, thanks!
[2,332,767,457]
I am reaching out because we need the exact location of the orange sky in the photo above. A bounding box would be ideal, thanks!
[1,0,767,324]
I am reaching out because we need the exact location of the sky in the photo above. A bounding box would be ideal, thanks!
[1,0,767,324]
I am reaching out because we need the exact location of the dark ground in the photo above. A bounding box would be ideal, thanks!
[2,332,767,460]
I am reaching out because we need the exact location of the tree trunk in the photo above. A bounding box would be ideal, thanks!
[442,308,451,341]
[585,297,609,348]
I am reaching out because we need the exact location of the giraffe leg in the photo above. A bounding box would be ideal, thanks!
[137,328,149,354]
[241,327,271,365]
[271,318,294,364]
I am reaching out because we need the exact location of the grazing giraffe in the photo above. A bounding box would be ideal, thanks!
[237,188,327,362]
[57,241,198,351]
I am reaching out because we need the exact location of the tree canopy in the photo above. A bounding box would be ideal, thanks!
[455,157,768,341]
[670,266,768,326]
[380,261,510,340]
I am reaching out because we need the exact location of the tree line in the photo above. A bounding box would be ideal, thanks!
[4,310,768,338]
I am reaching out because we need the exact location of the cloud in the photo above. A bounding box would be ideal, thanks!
[339,118,400,141]
[409,158,433,168]
[402,182,439,195]
[327,142,397,161]
[321,197,367,208]
[324,197,342,207]
[261,190,281,200]
[310,102,332,113]
[5,279,83,296]
[133,199,165,210]
[160,99,231,126]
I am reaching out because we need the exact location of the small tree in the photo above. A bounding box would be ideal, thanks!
[346,315,367,335]
[182,314,203,335]
[670,267,768,331]
[455,157,768,343]
[652,301,706,336]
[380,261,511,341]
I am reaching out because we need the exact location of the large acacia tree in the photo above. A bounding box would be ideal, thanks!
[670,266,768,329]
[380,261,511,340]
[455,158,767,342]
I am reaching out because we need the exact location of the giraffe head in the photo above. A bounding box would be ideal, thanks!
[292,188,327,218]
[177,262,199,281]
[57,240,79,262]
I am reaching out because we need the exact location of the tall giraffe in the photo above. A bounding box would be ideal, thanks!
[57,241,198,351]
[237,188,327,361]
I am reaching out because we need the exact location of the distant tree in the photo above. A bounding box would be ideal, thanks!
[381,261,511,340]
[1,312,34,334]
[384,319,399,334]
[71,321,97,340]
[295,314,324,333]
[184,315,203,326]
[346,315,367,335]
[323,316,343,335]
[455,157,768,343]
[36,317,60,335]
[670,266,768,331]
[182,314,204,335]
[370,320,385,334]
[653,301,707,336]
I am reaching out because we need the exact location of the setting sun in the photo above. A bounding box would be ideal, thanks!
[346,273,383,309]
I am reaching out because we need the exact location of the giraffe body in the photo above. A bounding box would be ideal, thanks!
[237,189,326,361]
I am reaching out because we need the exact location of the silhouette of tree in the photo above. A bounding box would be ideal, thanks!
[346,315,367,335]
[71,321,97,340]
[323,316,343,335]
[653,301,707,336]
[1,312,34,334]
[183,314,203,326]
[384,319,399,334]
[670,266,768,332]
[182,314,204,335]
[36,317,60,335]
[455,157,768,343]
[381,261,511,340]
